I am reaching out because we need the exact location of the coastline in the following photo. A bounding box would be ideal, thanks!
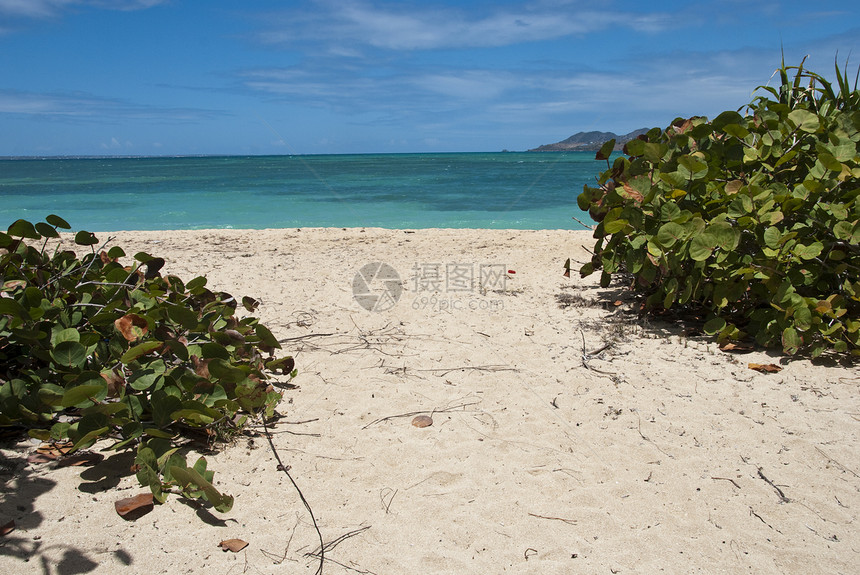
[2,227,858,574]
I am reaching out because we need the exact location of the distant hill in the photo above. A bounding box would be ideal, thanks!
[529,128,650,152]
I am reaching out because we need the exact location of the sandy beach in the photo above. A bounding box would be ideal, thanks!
[1,227,858,574]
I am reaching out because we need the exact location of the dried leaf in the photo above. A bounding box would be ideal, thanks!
[57,452,105,468]
[0,520,14,536]
[219,539,249,553]
[114,314,149,342]
[748,363,782,373]
[412,415,433,428]
[101,369,125,398]
[720,342,755,352]
[35,441,75,459]
[27,453,55,465]
[115,493,154,520]
[620,182,645,203]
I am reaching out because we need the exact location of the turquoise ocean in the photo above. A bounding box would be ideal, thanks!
[0,152,601,232]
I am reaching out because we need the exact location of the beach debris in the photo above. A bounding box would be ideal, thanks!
[114,313,149,342]
[720,341,756,352]
[748,363,782,374]
[28,441,75,464]
[412,415,433,428]
[0,520,15,536]
[57,452,104,468]
[219,538,249,553]
[115,493,154,520]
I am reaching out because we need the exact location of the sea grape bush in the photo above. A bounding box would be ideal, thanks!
[0,216,296,511]
[577,59,859,356]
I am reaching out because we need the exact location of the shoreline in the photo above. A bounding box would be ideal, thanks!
[2,227,858,574]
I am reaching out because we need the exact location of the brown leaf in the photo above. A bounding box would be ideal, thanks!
[412,415,433,428]
[27,453,56,465]
[101,369,125,398]
[219,539,249,553]
[0,519,15,536]
[57,452,105,468]
[36,441,75,459]
[115,493,154,520]
[114,314,149,342]
[720,341,755,353]
[191,356,211,378]
[620,182,645,204]
[748,363,782,373]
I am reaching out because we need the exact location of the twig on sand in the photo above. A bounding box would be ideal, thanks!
[528,512,578,525]
[416,365,517,376]
[580,331,621,383]
[712,476,741,489]
[815,446,860,479]
[757,467,790,503]
[305,526,374,575]
[362,400,481,429]
[262,418,325,575]
[260,521,299,565]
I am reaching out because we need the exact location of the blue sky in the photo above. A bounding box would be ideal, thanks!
[1,0,858,156]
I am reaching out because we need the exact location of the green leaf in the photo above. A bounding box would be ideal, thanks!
[595,139,616,161]
[51,341,88,368]
[657,222,686,248]
[51,327,80,346]
[689,235,714,261]
[167,304,199,330]
[121,341,162,363]
[185,276,207,292]
[763,227,782,249]
[74,231,99,246]
[793,242,823,260]
[254,323,281,349]
[787,109,820,133]
[60,384,104,408]
[46,214,71,229]
[7,219,40,239]
[71,426,109,451]
[35,222,60,238]
[168,465,234,513]
[0,298,29,321]
[703,317,726,335]
[782,327,802,355]
[207,359,246,384]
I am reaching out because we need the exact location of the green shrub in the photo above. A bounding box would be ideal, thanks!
[0,216,296,510]
[577,58,859,356]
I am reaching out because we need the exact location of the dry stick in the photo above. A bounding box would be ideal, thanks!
[380,488,397,514]
[571,215,596,230]
[262,418,325,575]
[416,365,517,376]
[712,476,742,489]
[305,526,373,574]
[279,333,336,343]
[579,331,620,382]
[527,513,578,525]
[757,467,790,503]
[260,521,299,565]
[361,400,482,429]
[815,446,860,479]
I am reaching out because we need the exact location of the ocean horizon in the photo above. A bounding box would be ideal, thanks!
[1,152,603,232]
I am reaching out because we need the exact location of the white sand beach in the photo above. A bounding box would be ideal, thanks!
[1,227,858,574]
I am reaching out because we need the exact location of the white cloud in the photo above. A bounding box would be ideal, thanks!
[260,1,673,51]
[0,0,167,19]
[0,89,224,122]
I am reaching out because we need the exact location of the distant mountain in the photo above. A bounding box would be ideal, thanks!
[529,128,650,152]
